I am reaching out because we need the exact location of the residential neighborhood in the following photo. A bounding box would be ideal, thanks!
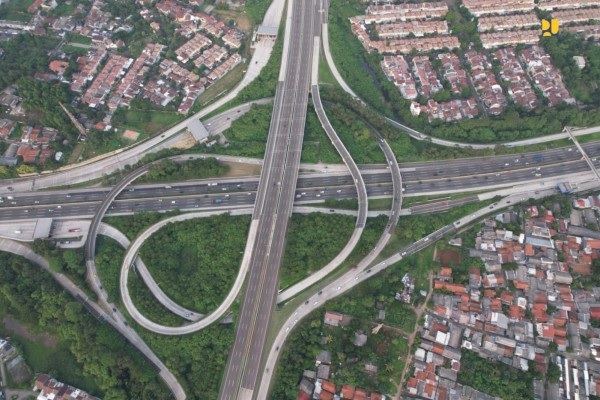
[405,193,600,399]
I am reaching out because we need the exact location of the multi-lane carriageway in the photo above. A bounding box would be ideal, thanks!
[2,141,600,220]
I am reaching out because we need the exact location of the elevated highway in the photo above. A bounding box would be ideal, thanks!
[219,0,316,398]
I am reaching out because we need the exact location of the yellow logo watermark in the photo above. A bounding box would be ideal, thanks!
[541,19,559,37]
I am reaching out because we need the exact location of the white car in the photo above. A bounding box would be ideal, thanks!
[401,251,407,256]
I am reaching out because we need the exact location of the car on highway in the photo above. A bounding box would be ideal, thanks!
[401,251,407,256]
[424,237,429,242]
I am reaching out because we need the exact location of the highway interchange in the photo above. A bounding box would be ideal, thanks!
[1,0,600,398]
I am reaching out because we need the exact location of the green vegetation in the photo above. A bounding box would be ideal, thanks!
[94,236,123,303]
[280,213,356,289]
[138,324,234,399]
[577,131,600,144]
[0,35,58,90]
[66,33,92,45]
[327,0,391,115]
[96,235,183,326]
[18,79,76,134]
[0,0,34,22]
[271,311,408,398]
[104,210,181,240]
[458,350,535,400]
[139,214,250,313]
[301,104,343,164]
[205,103,271,158]
[244,0,273,25]
[0,252,169,398]
[31,240,91,298]
[137,158,230,183]
[324,198,359,210]
[48,1,82,18]
[128,270,186,327]
[62,45,89,55]
[0,327,99,393]
[94,237,234,398]
[541,32,600,104]
[112,107,183,137]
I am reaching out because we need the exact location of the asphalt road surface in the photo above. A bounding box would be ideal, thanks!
[2,149,600,221]
[219,0,315,398]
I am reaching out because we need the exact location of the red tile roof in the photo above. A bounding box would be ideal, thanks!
[320,391,334,400]
[342,385,356,399]
[322,380,336,394]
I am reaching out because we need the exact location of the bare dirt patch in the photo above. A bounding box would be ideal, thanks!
[435,249,461,267]
[223,161,261,177]
[3,316,58,348]
[171,134,197,149]
[122,129,140,141]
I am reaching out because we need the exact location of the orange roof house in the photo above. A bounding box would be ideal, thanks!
[342,385,355,399]
[322,380,336,394]
[49,60,69,74]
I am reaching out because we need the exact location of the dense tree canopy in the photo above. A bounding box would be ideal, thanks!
[0,35,58,90]
[0,252,169,399]
[139,214,250,313]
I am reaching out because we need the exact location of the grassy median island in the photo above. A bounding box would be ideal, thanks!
[94,236,234,400]
[139,214,251,314]
[280,213,356,289]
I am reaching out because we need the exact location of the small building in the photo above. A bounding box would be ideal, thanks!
[187,119,210,142]
[316,364,330,380]
[353,331,368,347]
[323,311,343,327]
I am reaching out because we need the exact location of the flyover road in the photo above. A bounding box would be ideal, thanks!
[386,119,600,150]
[256,178,600,398]
[98,222,204,322]
[283,48,370,305]
[219,0,316,398]
[0,238,186,400]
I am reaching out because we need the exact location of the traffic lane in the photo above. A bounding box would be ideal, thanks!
[398,141,600,175]
[5,143,600,206]
[225,0,314,394]
[1,154,594,220]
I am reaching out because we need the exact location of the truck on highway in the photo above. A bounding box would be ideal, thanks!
[214,197,223,204]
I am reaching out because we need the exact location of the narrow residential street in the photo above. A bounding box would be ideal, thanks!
[395,270,434,399]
